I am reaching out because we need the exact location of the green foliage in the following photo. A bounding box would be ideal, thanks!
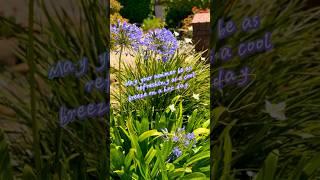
[111,38,210,178]
[0,16,16,38]
[0,130,13,180]
[22,165,37,180]
[141,16,166,31]
[164,0,209,28]
[110,99,210,179]
[115,44,209,118]
[255,150,279,180]
[119,0,152,24]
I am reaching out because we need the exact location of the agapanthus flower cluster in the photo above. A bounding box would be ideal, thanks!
[111,21,179,61]
[143,28,178,62]
[111,20,143,52]
[161,127,197,160]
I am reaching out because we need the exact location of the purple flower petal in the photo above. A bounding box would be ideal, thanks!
[172,147,182,157]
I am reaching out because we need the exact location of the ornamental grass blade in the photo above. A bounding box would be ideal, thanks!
[180,172,208,180]
[302,152,320,177]
[255,149,279,180]
[138,130,162,142]
[0,130,13,180]
[22,164,37,180]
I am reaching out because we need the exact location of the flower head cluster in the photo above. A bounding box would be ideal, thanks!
[143,28,178,62]
[111,21,179,61]
[161,126,197,160]
[172,147,182,157]
[111,20,143,51]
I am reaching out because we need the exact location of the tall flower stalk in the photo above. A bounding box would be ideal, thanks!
[118,45,123,112]
[110,21,179,113]
[111,21,143,111]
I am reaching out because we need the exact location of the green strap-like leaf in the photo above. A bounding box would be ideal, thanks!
[138,130,163,142]
[22,165,37,180]
[0,130,13,180]
[180,172,208,180]
[303,152,320,177]
[255,149,279,180]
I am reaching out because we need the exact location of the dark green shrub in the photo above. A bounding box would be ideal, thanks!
[119,0,152,24]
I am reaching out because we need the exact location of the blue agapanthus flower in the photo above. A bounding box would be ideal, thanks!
[186,132,195,140]
[111,20,143,51]
[177,126,185,132]
[165,128,198,161]
[172,147,182,157]
[172,135,179,142]
[143,28,178,62]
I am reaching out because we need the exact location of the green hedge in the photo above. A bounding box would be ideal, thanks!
[119,0,152,24]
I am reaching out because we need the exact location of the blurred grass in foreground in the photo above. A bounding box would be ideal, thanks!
[0,0,109,179]
[211,0,320,179]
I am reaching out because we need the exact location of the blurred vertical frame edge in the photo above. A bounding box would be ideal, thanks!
[0,0,111,178]
[105,0,111,179]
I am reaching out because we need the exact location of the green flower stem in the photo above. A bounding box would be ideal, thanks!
[118,45,124,114]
